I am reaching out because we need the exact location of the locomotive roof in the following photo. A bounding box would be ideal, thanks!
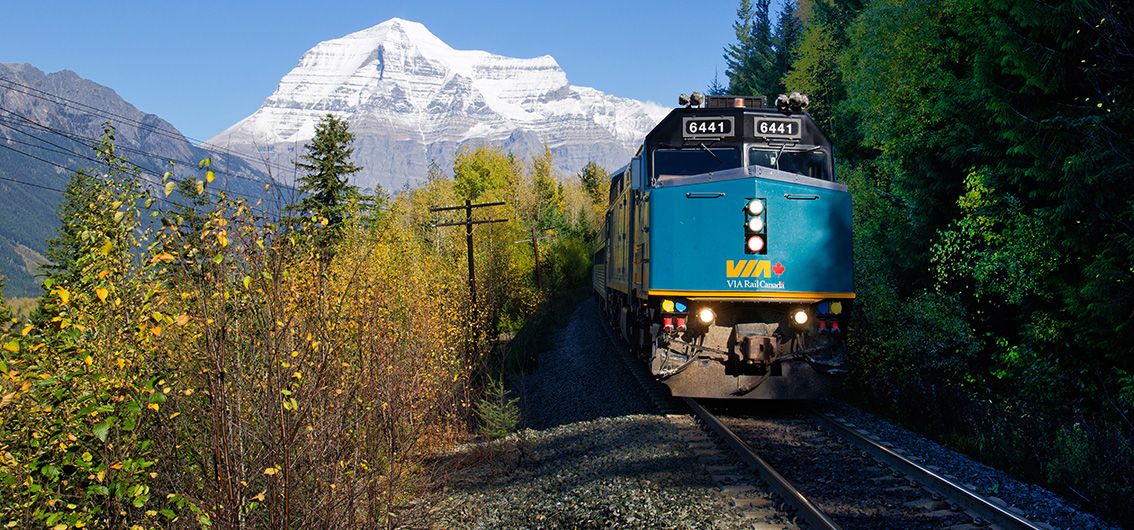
[645,106,832,152]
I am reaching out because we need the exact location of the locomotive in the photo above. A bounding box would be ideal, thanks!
[592,92,853,399]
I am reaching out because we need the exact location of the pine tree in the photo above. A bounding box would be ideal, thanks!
[724,0,778,97]
[724,0,758,95]
[577,161,608,205]
[707,68,729,96]
[43,126,142,292]
[772,0,803,96]
[292,114,364,247]
[750,0,776,93]
[44,167,99,282]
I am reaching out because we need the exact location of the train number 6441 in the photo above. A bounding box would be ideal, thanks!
[682,117,734,139]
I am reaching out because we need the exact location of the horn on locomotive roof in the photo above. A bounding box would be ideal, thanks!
[679,92,706,108]
[776,92,811,113]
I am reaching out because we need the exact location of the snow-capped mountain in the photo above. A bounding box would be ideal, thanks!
[209,18,669,191]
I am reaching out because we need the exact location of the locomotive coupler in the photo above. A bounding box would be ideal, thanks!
[740,335,776,366]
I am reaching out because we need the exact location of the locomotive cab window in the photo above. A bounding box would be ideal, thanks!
[748,146,831,181]
[653,147,742,180]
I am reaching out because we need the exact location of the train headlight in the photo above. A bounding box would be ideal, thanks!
[746,200,765,216]
[746,235,765,253]
[746,217,765,232]
[698,307,715,324]
[793,309,809,326]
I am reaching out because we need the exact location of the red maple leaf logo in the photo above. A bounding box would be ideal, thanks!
[772,262,785,276]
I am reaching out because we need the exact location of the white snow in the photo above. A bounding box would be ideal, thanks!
[209,17,670,189]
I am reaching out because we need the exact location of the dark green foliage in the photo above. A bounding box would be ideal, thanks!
[724,0,776,96]
[577,161,608,205]
[530,147,564,232]
[292,114,365,247]
[772,0,803,95]
[722,0,806,98]
[475,376,520,439]
[706,70,729,96]
[791,0,1133,522]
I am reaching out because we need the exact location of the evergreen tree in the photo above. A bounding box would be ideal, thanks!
[577,161,608,205]
[292,114,364,247]
[44,167,99,282]
[530,146,562,231]
[772,0,803,96]
[43,126,142,293]
[750,0,776,93]
[706,68,729,96]
[724,0,788,97]
[724,0,760,95]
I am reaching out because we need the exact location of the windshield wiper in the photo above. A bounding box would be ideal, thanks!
[698,143,723,165]
[772,143,790,171]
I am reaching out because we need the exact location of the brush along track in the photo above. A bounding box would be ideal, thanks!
[690,402,1049,530]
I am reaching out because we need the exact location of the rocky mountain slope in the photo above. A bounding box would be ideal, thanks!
[209,18,669,191]
[0,63,273,297]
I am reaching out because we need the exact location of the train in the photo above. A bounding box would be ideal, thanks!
[592,92,854,399]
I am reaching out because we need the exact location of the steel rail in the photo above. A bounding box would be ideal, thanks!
[814,412,1043,530]
[684,398,841,530]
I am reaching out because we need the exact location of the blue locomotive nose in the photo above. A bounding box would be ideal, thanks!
[648,167,854,299]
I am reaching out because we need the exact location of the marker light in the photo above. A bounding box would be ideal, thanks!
[674,302,687,312]
[817,301,831,315]
[698,307,715,324]
[746,217,765,232]
[830,302,843,315]
[662,299,676,313]
[793,309,809,326]
[746,235,765,253]
[746,200,765,216]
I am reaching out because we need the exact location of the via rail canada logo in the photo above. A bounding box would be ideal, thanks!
[725,259,786,289]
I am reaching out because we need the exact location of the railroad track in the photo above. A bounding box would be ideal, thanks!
[686,399,1048,530]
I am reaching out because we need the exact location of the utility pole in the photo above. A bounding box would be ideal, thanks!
[531,226,541,290]
[429,200,507,313]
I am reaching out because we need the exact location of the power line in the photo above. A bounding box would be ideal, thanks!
[0,172,66,193]
[0,132,288,215]
[0,104,288,195]
[0,75,430,190]
[0,112,291,211]
[0,75,298,176]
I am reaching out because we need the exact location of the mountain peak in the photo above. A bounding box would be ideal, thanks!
[209,21,668,191]
[351,17,451,51]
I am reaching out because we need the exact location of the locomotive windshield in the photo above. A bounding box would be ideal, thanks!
[749,146,831,181]
[653,147,742,178]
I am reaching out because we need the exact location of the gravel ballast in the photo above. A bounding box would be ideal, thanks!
[427,296,1115,529]
[428,298,790,528]
[430,415,761,529]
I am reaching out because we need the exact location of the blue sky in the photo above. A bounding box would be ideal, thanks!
[1,0,784,141]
